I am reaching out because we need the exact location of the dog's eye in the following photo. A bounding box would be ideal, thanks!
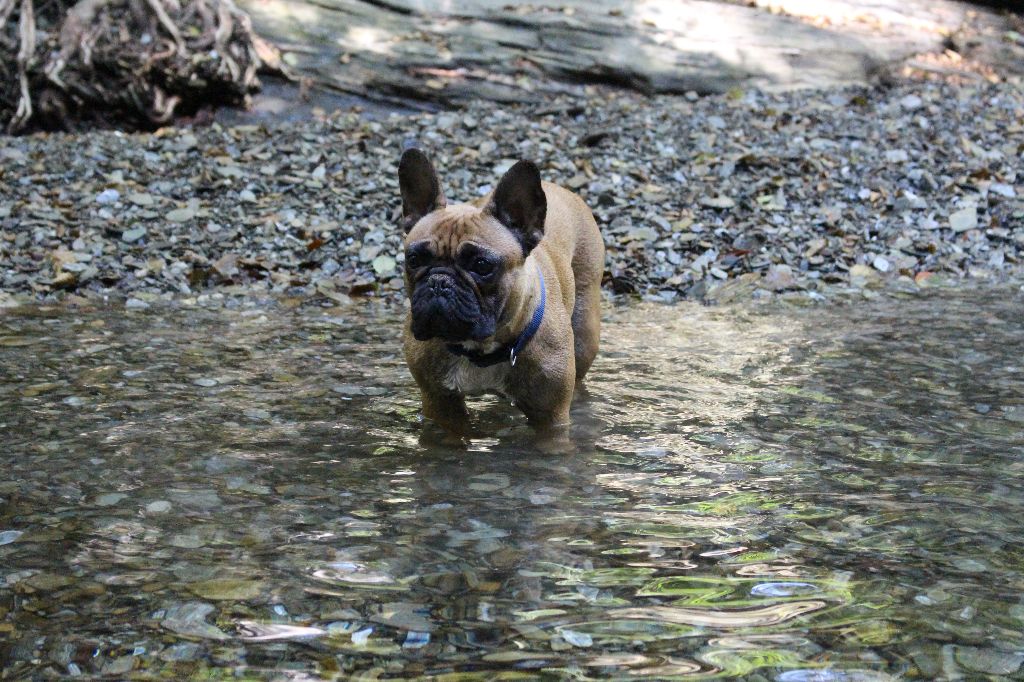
[405,252,423,269]
[471,257,495,276]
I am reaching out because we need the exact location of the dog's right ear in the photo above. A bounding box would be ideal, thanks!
[398,149,446,233]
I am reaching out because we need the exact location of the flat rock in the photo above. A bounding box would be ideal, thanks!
[240,0,989,105]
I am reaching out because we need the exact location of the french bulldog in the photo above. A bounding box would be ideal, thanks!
[397,148,604,431]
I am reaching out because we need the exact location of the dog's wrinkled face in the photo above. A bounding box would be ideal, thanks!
[397,149,546,344]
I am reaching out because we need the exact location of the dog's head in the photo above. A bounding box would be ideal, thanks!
[397,148,547,343]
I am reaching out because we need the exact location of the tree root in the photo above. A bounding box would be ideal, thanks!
[1,0,289,133]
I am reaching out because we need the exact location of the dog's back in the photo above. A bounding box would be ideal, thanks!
[538,182,604,381]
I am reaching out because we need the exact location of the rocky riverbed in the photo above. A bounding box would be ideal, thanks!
[1,80,1021,309]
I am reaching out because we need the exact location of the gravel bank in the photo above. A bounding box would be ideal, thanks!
[1,81,1021,308]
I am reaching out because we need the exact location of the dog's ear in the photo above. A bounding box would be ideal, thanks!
[398,149,446,233]
[488,160,547,256]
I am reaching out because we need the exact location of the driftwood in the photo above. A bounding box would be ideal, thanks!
[0,0,286,133]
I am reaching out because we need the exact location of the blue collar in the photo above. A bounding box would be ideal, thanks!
[447,266,546,368]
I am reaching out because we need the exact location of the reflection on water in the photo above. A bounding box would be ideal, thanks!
[1,288,1023,679]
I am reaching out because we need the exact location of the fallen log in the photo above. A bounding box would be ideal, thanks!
[0,0,287,133]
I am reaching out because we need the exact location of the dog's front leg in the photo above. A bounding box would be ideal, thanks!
[420,388,471,435]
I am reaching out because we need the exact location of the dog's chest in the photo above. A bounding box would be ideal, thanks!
[443,359,510,397]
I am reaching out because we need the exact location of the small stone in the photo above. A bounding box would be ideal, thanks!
[949,206,978,232]
[560,629,593,647]
[193,377,218,387]
[872,256,891,273]
[238,189,256,202]
[167,207,197,222]
[567,174,588,189]
[885,149,909,163]
[146,500,172,514]
[159,643,203,662]
[0,530,23,545]
[121,227,146,243]
[94,492,127,507]
[900,94,924,110]
[956,647,1024,675]
[953,558,988,572]
[369,602,435,631]
[160,602,230,640]
[493,159,516,175]
[403,631,430,649]
[128,192,155,206]
[187,579,264,601]
[101,656,136,675]
[990,183,1016,198]
[700,196,735,209]
[372,254,396,276]
[849,263,879,284]
[762,264,797,291]
[23,573,74,591]
[896,190,928,211]
[468,474,510,492]
[125,298,150,310]
[95,189,120,204]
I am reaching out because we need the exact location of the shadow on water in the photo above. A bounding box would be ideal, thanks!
[0,287,1023,679]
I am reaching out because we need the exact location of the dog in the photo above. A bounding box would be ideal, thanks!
[397,148,604,430]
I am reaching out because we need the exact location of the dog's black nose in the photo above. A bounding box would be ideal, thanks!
[427,272,455,295]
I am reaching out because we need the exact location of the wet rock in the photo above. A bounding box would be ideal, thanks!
[187,579,264,601]
[20,573,75,591]
[560,629,594,647]
[0,530,23,545]
[94,492,128,506]
[956,647,1024,675]
[403,631,430,649]
[159,643,204,661]
[369,602,435,631]
[160,602,230,640]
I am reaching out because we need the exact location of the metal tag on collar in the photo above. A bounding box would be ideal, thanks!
[509,346,518,367]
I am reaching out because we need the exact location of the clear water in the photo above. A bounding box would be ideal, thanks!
[2,288,1023,680]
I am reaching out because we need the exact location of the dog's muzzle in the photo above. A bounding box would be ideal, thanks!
[409,271,492,342]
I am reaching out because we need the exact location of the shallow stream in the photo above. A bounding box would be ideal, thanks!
[2,288,1023,679]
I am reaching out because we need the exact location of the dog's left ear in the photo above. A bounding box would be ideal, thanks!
[399,148,446,233]
[488,160,547,256]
